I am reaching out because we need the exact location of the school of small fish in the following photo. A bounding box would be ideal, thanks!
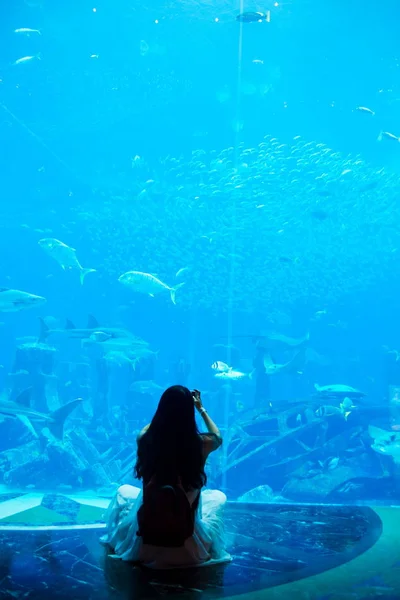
[67,134,400,316]
[8,130,400,320]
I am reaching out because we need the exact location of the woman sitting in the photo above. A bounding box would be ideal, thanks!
[101,385,232,569]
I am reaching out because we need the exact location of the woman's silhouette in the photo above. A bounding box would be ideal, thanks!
[102,385,231,568]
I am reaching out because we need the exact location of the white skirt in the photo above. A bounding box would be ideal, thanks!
[101,484,232,569]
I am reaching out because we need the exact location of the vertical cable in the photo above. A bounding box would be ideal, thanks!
[221,3,244,492]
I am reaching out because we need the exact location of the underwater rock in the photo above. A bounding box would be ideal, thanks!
[238,485,275,503]
[47,440,89,486]
[282,463,371,501]
[103,461,122,482]
[13,343,57,376]
[0,427,118,489]
[327,475,400,501]
[4,455,50,487]
[46,438,111,488]
[100,445,135,483]
[0,440,42,477]
[67,428,102,463]
[109,447,136,482]
[90,463,112,487]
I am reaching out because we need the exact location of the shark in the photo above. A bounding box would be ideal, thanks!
[39,314,135,343]
[0,389,82,439]
[0,288,46,312]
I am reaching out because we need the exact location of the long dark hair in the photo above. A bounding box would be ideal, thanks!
[134,385,206,490]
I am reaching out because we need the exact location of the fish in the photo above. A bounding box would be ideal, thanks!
[355,106,375,116]
[176,267,190,279]
[39,315,134,343]
[118,271,185,305]
[90,331,113,343]
[315,405,346,419]
[314,383,366,400]
[230,331,309,349]
[13,54,41,65]
[236,11,270,23]
[377,131,400,142]
[104,351,139,369]
[368,425,400,463]
[130,380,164,395]
[0,389,82,439]
[211,361,231,373]
[315,399,354,420]
[340,397,354,411]
[98,337,153,354]
[214,370,249,381]
[213,343,239,353]
[100,342,158,369]
[14,27,41,35]
[266,331,310,347]
[38,238,96,285]
[0,288,46,312]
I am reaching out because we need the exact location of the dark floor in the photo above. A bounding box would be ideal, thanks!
[0,492,398,599]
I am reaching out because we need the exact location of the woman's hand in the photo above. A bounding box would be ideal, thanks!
[192,389,203,411]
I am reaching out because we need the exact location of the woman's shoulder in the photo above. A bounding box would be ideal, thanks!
[199,432,223,451]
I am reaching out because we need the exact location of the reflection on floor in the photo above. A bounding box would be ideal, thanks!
[0,492,398,599]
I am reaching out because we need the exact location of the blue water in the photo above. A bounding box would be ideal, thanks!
[1,0,400,503]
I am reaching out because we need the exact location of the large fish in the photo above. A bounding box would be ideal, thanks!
[99,338,155,356]
[38,238,96,285]
[228,331,310,350]
[84,335,156,366]
[314,384,366,400]
[39,315,134,343]
[368,425,400,463]
[130,380,164,395]
[118,271,185,305]
[0,389,82,439]
[214,370,250,381]
[0,288,46,312]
